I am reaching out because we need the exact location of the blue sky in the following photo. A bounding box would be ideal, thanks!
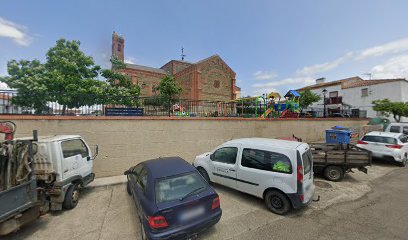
[1,0,408,96]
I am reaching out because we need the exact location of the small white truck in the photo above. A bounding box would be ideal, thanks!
[0,130,97,235]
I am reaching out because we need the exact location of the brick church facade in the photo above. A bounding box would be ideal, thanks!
[112,32,238,101]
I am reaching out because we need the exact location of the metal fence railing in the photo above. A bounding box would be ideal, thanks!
[0,91,368,118]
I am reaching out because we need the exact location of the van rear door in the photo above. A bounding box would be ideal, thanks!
[298,144,314,204]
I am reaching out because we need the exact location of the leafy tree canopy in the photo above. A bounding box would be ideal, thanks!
[0,60,50,113]
[101,56,141,106]
[299,89,321,112]
[372,99,408,122]
[156,75,182,116]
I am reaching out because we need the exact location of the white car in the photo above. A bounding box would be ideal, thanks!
[193,138,315,215]
[357,131,408,167]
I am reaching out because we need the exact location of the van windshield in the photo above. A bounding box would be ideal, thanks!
[302,150,312,174]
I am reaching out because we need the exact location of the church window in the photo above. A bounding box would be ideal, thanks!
[213,80,220,88]
[118,43,121,52]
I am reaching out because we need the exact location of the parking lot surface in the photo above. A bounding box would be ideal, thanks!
[4,162,398,240]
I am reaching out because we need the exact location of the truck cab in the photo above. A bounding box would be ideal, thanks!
[0,134,97,235]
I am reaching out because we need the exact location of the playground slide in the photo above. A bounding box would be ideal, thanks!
[260,108,275,118]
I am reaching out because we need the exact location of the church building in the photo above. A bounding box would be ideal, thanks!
[112,32,239,101]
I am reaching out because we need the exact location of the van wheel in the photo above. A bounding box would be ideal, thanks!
[63,184,79,210]
[198,168,210,183]
[126,181,132,195]
[324,166,344,182]
[264,190,291,215]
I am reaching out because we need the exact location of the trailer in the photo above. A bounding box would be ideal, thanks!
[310,143,372,181]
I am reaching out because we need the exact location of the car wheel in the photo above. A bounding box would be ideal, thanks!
[63,184,79,210]
[398,155,407,167]
[126,181,132,195]
[140,218,147,240]
[264,190,291,215]
[198,168,210,183]
[323,166,344,182]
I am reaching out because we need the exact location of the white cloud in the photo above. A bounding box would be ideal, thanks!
[252,76,315,88]
[357,38,408,60]
[296,52,354,76]
[252,87,279,96]
[371,54,408,79]
[125,56,136,64]
[253,70,277,80]
[250,37,408,96]
[0,17,31,46]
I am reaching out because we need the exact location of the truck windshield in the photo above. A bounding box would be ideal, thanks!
[302,150,312,174]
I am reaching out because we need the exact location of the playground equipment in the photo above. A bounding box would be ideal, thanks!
[260,90,301,118]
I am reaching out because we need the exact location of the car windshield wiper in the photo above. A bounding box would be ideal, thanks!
[180,187,205,201]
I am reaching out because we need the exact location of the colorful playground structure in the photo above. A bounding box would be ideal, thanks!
[228,90,301,118]
[171,90,302,118]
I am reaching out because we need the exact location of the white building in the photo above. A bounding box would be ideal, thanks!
[297,76,408,120]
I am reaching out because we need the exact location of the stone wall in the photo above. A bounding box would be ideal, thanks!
[0,116,368,178]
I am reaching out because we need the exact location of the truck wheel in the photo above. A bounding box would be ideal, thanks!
[324,166,344,182]
[264,190,291,215]
[63,184,79,210]
[126,181,132,195]
[198,168,210,183]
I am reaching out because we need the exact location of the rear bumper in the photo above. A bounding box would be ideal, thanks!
[146,209,222,240]
[371,151,404,162]
[287,186,315,209]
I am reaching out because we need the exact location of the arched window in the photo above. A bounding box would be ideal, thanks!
[118,43,121,52]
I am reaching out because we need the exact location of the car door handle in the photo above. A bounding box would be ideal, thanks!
[229,169,236,172]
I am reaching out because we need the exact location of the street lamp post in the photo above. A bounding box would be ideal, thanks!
[322,88,328,118]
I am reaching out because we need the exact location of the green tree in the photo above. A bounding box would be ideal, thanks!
[45,39,104,114]
[372,99,408,122]
[101,56,141,106]
[156,75,182,116]
[299,89,321,113]
[0,60,50,113]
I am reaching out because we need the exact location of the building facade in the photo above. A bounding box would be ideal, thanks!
[112,32,238,101]
[297,76,408,120]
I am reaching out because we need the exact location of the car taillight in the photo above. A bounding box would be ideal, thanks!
[212,197,220,209]
[148,216,168,229]
[357,140,368,145]
[299,194,304,202]
[297,166,303,184]
[386,144,403,149]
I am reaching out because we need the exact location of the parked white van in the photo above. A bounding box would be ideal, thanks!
[385,123,408,135]
[193,138,315,215]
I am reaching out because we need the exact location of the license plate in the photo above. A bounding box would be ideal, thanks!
[180,206,205,222]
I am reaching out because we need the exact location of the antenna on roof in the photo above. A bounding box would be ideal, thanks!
[363,73,372,80]
[181,47,186,61]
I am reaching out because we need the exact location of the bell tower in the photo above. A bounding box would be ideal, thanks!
[112,31,124,61]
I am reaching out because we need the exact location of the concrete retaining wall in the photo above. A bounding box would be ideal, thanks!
[0,116,368,177]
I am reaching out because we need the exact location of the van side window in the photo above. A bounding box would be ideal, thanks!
[61,139,89,158]
[403,127,408,135]
[241,148,292,174]
[390,126,401,133]
[212,147,238,164]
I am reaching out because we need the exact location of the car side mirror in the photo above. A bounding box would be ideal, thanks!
[210,154,214,161]
[124,170,130,175]
[91,145,99,160]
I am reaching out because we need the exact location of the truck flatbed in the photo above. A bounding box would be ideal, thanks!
[310,143,372,181]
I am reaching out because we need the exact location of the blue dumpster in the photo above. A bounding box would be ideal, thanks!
[326,129,352,144]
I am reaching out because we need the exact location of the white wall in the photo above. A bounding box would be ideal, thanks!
[342,81,403,119]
